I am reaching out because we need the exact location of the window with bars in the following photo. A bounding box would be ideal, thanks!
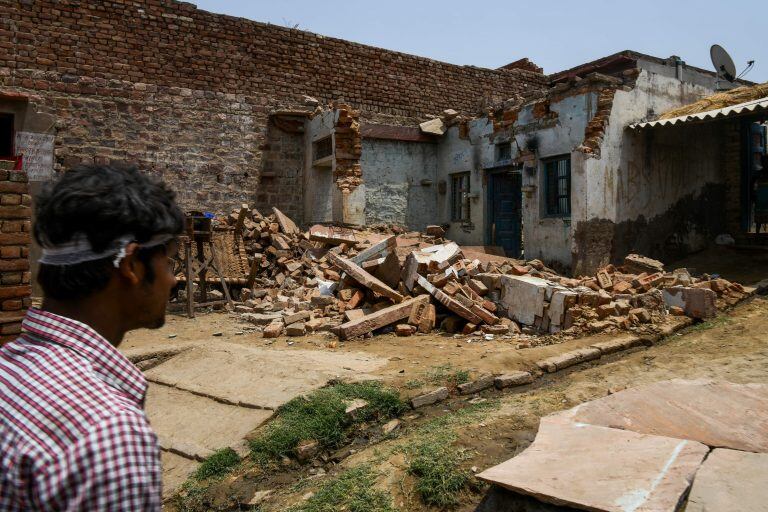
[543,156,571,217]
[495,142,512,163]
[451,173,470,222]
[313,136,333,162]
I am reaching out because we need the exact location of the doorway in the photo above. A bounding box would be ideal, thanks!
[487,169,522,258]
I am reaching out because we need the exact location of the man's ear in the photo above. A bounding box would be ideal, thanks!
[117,242,143,285]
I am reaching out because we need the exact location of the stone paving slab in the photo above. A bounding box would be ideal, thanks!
[478,420,708,512]
[686,448,768,512]
[145,384,273,460]
[160,451,199,500]
[548,379,768,452]
[144,344,387,409]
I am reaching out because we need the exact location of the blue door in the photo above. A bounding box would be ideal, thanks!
[488,171,522,258]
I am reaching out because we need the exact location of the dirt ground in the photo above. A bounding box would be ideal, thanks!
[124,310,685,403]
[218,295,768,512]
[122,251,768,511]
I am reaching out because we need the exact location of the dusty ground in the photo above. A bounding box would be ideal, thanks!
[209,296,768,512]
[121,251,768,510]
[124,311,683,402]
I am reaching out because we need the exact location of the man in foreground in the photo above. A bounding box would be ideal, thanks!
[0,164,184,510]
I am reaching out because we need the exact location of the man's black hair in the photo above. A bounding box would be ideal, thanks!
[35,164,185,300]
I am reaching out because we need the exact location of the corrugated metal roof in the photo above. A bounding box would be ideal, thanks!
[629,96,768,129]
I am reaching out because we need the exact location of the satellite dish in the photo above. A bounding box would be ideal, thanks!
[710,44,736,82]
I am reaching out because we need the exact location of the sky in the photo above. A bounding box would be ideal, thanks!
[191,0,768,83]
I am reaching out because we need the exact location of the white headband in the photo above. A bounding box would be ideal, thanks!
[39,233,174,268]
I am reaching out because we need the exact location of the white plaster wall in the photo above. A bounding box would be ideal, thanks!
[521,93,597,266]
[583,69,718,228]
[360,139,438,231]
[435,123,485,245]
[303,110,337,224]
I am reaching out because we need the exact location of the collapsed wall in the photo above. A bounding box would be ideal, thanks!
[0,0,546,214]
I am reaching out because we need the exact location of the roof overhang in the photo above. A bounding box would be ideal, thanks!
[630,97,768,130]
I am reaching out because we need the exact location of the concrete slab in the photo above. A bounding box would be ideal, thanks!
[478,420,708,512]
[145,384,272,460]
[144,344,387,409]
[686,448,768,512]
[499,275,553,326]
[549,379,768,453]
[160,451,199,500]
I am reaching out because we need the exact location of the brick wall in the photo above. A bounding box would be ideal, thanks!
[256,116,306,221]
[0,168,31,343]
[0,0,546,214]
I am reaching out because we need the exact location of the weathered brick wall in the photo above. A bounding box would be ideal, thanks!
[0,168,31,343]
[256,117,306,221]
[0,0,546,214]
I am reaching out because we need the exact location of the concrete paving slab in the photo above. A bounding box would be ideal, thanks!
[145,384,272,460]
[478,420,708,512]
[549,379,768,452]
[686,448,768,512]
[144,344,387,409]
[160,451,199,500]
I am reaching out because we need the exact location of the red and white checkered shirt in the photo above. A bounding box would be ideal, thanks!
[0,308,162,511]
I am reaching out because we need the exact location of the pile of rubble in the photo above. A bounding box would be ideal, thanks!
[216,206,752,341]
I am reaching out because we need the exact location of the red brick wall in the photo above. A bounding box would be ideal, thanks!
[0,1,544,121]
[0,0,546,214]
[0,168,31,343]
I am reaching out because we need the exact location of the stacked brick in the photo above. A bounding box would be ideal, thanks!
[0,0,546,215]
[334,104,363,192]
[0,169,31,344]
[0,1,545,123]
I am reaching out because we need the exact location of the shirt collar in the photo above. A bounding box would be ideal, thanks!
[21,307,148,405]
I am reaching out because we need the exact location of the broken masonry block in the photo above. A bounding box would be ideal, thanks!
[410,387,449,408]
[408,302,436,333]
[395,324,417,336]
[662,286,717,319]
[623,253,664,275]
[309,224,357,246]
[285,321,306,336]
[337,295,429,340]
[262,322,284,338]
[596,270,613,289]
[457,374,495,395]
[468,279,489,296]
[425,225,446,238]
[417,275,483,324]
[481,324,508,335]
[272,207,300,236]
[494,371,534,389]
[328,252,403,303]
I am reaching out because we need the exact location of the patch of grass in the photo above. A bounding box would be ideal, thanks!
[404,379,424,389]
[174,479,213,512]
[408,437,470,508]
[250,381,406,463]
[288,465,397,512]
[426,364,470,388]
[688,315,732,332]
[193,447,241,480]
[402,400,498,508]
[402,400,500,508]
[173,448,243,512]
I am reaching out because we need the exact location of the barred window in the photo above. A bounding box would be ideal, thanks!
[543,156,571,217]
[451,173,470,222]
